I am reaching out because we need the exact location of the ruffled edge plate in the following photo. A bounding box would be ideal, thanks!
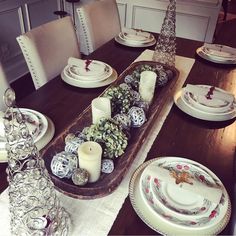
[129,157,231,235]
[61,67,118,88]
[0,116,54,163]
[174,89,236,121]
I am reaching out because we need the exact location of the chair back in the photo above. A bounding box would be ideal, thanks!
[0,63,10,111]
[77,0,121,55]
[17,16,81,89]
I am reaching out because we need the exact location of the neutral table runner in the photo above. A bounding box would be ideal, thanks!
[0,50,195,236]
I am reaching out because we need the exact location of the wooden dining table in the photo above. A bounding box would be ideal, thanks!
[0,33,235,235]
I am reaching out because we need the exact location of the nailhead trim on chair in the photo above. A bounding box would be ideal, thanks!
[77,9,93,55]
[17,37,41,89]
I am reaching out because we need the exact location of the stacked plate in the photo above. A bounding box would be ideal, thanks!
[115,28,156,48]
[174,84,236,121]
[0,108,55,163]
[196,43,236,64]
[129,157,231,235]
[61,57,117,88]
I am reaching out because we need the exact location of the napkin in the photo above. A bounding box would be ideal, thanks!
[146,165,222,204]
[203,43,236,59]
[184,84,235,109]
[121,27,151,41]
[68,57,106,77]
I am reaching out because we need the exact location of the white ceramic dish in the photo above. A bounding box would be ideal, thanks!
[61,67,118,88]
[196,47,236,64]
[174,90,236,121]
[67,63,113,83]
[0,116,54,163]
[183,85,235,114]
[119,32,154,44]
[140,159,221,229]
[68,60,113,82]
[129,157,231,235]
[115,35,156,48]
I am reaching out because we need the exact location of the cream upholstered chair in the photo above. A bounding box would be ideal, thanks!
[16,16,81,89]
[0,63,10,111]
[76,0,121,55]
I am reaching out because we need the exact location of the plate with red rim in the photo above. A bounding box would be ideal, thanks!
[129,157,231,235]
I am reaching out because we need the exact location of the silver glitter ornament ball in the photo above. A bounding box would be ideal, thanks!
[128,106,146,127]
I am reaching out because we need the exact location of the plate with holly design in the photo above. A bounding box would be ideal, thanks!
[129,157,231,235]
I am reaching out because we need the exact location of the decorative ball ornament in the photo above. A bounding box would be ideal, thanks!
[128,106,146,127]
[51,151,78,178]
[101,159,114,174]
[72,168,89,186]
[113,113,131,130]
[134,100,150,113]
[65,136,85,154]
[130,89,141,103]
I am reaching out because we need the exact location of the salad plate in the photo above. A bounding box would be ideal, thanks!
[129,157,231,235]
[182,85,235,114]
[196,47,236,64]
[115,33,156,48]
[67,60,113,82]
[174,89,236,121]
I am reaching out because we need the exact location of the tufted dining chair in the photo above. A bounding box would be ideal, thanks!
[76,0,121,55]
[16,16,81,90]
[0,62,10,111]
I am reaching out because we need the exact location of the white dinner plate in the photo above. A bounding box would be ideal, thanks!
[196,47,236,64]
[129,157,231,235]
[61,67,118,88]
[174,89,236,121]
[0,115,54,163]
[115,35,156,48]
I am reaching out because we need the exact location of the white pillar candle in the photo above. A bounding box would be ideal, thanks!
[139,71,157,104]
[91,97,111,124]
[78,141,102,183]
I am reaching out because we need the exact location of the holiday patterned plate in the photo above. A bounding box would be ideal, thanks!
[129,157,231,235]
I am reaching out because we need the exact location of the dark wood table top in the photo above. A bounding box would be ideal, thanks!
[0,34,235,235]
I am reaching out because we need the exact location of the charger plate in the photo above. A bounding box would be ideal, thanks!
[174,89,236,121]
[129,157,231,235]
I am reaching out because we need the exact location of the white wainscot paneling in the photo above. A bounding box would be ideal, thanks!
[0,6,28,82]
[117,2,127,27]
[132,6,210,42]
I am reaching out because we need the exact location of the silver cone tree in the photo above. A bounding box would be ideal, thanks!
[3,88,70,236]
[152,0,176,67]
